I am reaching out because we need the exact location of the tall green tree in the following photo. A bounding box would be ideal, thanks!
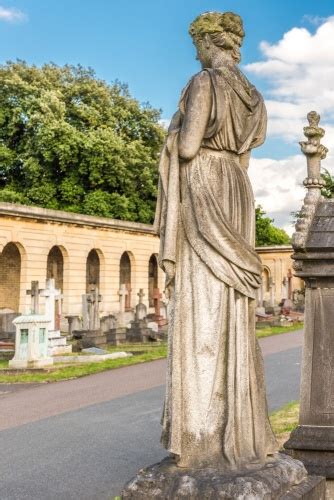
[0,61,165,222]
[255,205,291,246]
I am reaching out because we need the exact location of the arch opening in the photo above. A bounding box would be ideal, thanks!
[86,249,100,292]
[47,246,64,292]
[0,243,21,312]
[120,252,132,310]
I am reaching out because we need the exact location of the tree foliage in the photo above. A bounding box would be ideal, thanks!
[0,61,165,222]
[255,205,291,246]
[321,168,334,199]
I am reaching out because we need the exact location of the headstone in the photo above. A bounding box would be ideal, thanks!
[40,279,62,331]
[125,289,155,343]
[284,112,334,480]
[9,314,53,369]
[106,285,129,345]
[118,284,128,327]
[66,315,82,336]
[41,279,71,355]
[82,287,102,331]
[100,314,117,333]
[0,309,19,342]
[135,289,147,321]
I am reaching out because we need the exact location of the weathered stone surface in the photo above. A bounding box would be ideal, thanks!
[285,426,334,478]
[122,454,325,499]
[285,113,334,483]
[121,16,322,500]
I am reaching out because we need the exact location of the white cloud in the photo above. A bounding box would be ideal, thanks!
[245,16,334,140]
[0,6,26,23]
[249,155,306,236]
[244,17,334,234]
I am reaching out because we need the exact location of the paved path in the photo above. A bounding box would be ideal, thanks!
[0,330,303,499]
[0,329,303,431]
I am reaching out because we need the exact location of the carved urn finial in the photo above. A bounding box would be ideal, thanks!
[293,112,328,250]
[300,111,328,189]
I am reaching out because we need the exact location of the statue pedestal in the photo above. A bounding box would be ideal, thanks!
[121,454,325,499]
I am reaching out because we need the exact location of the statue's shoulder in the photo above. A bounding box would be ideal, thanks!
[185,70,212,92]
[179,70,211,109]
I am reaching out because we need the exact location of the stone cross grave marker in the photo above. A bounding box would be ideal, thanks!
[26,281,44,314]
[118,284,128,327]
[135,288,147,321]
[82,287,102,331]
[40,278,62,331]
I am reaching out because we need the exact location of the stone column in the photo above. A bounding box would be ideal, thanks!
[284,112,333,477]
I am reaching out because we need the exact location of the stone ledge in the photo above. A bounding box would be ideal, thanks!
[121,453,325,499]
[0,202,155,235]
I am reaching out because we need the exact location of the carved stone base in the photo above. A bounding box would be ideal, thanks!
[285,425,334,478]
[121,454,325,499]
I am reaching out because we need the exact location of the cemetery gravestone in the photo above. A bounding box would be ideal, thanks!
[107,285,128,345]
[41,278,71,355]
[9,315,53,368]
[126,289,154,343]
[79,287,106,349]
[284,113,334,482]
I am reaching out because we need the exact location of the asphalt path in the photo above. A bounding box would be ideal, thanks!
[0,330,303,500]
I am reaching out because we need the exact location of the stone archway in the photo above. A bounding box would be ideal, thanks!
[86,249,100,292]
[120,252,132,310]
[148,254,158,307]
[47,246,65,292]
[0,242,22,312]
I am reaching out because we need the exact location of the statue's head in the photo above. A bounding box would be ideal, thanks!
[189,12,244,66]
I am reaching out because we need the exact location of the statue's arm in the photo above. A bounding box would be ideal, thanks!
[178,72,212,161]
[168,111,182,133]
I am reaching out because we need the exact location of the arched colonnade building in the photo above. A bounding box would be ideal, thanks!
[0,203,302,331]
[0,203,164,328]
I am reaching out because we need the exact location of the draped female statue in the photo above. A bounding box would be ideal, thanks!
[154,11,278,469]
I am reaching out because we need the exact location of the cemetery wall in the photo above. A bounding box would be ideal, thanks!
[0,203,301,322]
[0,203,163,318]
[257,245,303,304]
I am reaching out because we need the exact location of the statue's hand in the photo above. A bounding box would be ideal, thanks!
[164,260,176,283]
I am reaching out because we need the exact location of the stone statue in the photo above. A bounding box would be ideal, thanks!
[154,10,277,469]
[122,12,325,498]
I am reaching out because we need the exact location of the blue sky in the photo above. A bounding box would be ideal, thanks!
[1,0,334,231]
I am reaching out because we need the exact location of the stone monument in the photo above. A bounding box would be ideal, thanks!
[284,112,334,481]
[41,278,72,355]
[122,12,325,498]
[10,281,54,368]
[78,286,107,348]
[126,289,154,343]
[107,284,128,345]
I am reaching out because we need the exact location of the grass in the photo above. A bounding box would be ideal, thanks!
[0,323,303,383]
[0,343,167,384]
[256,323,303,339]
[270,401,300,448]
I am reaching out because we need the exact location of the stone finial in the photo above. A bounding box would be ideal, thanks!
[300,111,328,188]
[293,112,328,250]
